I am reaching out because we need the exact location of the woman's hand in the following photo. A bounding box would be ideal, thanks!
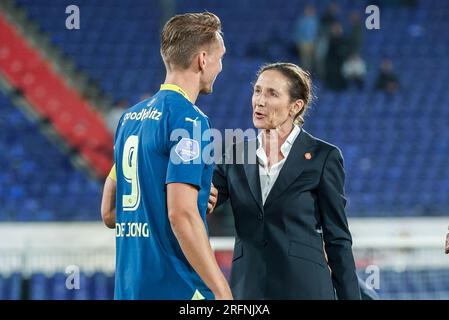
[207,183,218,215]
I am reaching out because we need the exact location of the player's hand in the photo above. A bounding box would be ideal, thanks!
[207,183,218,215]
[445,226,449,254]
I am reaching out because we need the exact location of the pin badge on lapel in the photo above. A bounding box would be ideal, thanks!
[304,152,312,160]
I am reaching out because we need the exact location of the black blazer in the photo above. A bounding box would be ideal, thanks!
[213,129,361,300]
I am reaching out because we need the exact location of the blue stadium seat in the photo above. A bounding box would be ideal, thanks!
[30,273,50,300]
[0,273,22,300]
[90,272,113,300]
[0,93,102,221]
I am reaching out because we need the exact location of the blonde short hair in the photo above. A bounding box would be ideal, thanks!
[161,12,222,70]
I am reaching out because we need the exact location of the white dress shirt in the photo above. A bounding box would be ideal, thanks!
[256,125,301,204]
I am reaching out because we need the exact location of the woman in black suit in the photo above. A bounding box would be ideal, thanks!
[210,62,360,299]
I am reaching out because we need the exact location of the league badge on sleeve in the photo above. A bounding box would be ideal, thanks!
[175,138,200,162]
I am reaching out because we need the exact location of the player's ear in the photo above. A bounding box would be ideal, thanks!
[197,51,207,72]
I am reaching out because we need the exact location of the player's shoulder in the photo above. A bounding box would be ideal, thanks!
[163,90,190,108]
[165,94,208,126]
[121,96,154,116]
[168,94,206,116]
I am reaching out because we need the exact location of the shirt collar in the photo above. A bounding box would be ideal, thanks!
[160,84,192,103]
[257,125,301,161]
[282,125,301,157]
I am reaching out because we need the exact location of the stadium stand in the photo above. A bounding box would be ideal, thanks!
[28,271,114,300]
[0,0,448,300]
[358,268,449,300]
[0,11,113,177]
[0,92,102,221]
[9,0,449,217]
[2,258,449,300]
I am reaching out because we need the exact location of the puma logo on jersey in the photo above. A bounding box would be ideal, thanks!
[185,117,199,127]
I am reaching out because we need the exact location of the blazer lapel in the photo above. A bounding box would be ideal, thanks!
[264,130,313,208]
[242,140,264,214]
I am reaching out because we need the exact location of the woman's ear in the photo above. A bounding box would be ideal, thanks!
[291,99,304,118]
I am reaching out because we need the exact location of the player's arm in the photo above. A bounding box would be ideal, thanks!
[167,183,233,300]
[101,165,116,229]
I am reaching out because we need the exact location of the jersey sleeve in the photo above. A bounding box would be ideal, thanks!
[108,164,116,181]
[165,103,211,189]
[113,113,124,172]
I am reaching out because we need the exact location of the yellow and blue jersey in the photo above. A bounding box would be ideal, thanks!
[113,84,214,300]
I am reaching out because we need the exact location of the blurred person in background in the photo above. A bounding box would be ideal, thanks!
[293,4,319,72]
[375,58,400,95]
[320,2,340,30]
[314,2,340,79]
[210,62,361,299]
[325,22,348,91]
[346,11,364,55]
[342,53,367,90]
[101,12,232,300]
